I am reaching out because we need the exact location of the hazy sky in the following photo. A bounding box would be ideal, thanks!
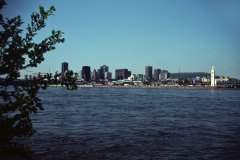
[2,0,240,78]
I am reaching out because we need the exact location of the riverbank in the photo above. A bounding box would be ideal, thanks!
[49,84,240,90]
[93,85,214,90]
[95,85,240,90]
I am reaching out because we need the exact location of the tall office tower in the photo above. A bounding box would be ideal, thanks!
[159,70,170,80]
[77,70,82,80]
[97,69,101,80]
[61,62,68,78]
[100,65,109,79]
[137,74,144,81]
[105,72,112,80]
[101,65,109,73]
[154,69,161,81]
[98,68,104,80]
[211,66,216,87]
[145,66,153,81]
[91,69,98,81]
[115,69,129,80]
[127,71,131,78]
[82,66,91,82]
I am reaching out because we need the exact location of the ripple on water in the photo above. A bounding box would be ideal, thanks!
[11,88,240,159]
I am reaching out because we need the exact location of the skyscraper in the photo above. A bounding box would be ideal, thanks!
[115,69,129,80]
[61,62,68,78]
[154,69,161,81]
[91,69,98,81]
[101,65,109,73]
[105,72,112,80]
[145,66,153,81]
[127,71,131,77]
[82,66,91,82]
[99,65,109,79]
[77,70,82,80]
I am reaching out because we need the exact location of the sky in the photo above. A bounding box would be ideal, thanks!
[2,0,240,78]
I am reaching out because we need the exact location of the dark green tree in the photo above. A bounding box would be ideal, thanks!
[0,0,77,150]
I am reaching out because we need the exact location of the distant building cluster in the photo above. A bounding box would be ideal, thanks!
[57,63,230,87]
[76,64,112,82]
[60,62,172,84]
[21,62,236,88]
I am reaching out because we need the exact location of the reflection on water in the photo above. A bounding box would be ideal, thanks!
[8,88,240,159]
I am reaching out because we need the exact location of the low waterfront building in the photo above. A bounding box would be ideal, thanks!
[127,75,137,81]
[159,70,170,80]
[216,76,229,82]
[113,79,133,85]
[201,77,210,83]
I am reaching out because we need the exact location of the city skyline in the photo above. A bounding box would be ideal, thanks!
[57,62,232,87]
[2,0,240,79]
[60,62,223,81]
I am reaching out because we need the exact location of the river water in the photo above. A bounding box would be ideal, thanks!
[18,87,240,159]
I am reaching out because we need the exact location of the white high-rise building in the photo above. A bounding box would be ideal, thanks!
[211,66,216,87]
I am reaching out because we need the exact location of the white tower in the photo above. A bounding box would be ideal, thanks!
[211,66,216,87]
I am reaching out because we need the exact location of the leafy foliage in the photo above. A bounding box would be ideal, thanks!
[0,0,77,149]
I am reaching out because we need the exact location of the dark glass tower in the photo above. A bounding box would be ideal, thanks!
[61,62,68,78]
[99,65,109,80]
[115,69,129,80]
[82,66,91,82]
[154,69,161,81]
[145,66,153,81]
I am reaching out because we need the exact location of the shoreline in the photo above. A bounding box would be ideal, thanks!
[91,85,240,90]
[49,84,240,90]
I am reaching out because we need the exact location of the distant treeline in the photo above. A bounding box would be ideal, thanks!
[170,72,210,79]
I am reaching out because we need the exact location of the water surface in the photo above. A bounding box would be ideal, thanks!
[22,87,240,159]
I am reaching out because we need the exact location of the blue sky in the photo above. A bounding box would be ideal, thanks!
[2,0,240,78]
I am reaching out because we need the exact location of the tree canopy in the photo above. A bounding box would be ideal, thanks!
[0,0,76,151]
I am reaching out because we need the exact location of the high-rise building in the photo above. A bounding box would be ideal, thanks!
[159,70,170,80]
[211,66,216,87]
[82,66,91,82]
[99,65,109,79]
[101,65,109,73]
[105,72,112,80]
[98,68,104,80]
[61,62,68,78]
[77,70,82,80]
[154,69,161,81]
[136,74,144,81]
[145,66,153,81]
[96,69,101,80]
[91,69,98,81]
[127,71,131,78]
[115,69,129,80]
